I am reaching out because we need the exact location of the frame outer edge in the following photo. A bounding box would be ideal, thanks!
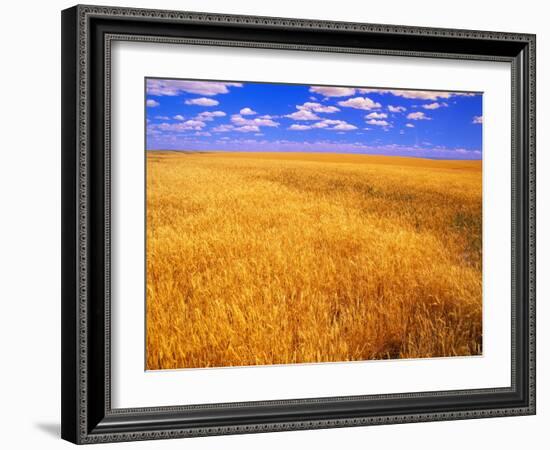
[527,33,536,414]
[76,3,534,42]
[61,5,80,445]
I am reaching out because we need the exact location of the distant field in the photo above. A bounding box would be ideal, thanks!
[146,151,482,370]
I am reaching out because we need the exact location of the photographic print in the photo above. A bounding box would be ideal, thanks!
[145,78,483,370]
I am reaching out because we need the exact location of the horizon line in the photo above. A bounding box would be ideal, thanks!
[146,148,482,161]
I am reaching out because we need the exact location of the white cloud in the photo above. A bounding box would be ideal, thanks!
[285,109,320,121]
[212,124,235,132]
[212,124,265,133]
[234,125,260,133]
[154,115,170,120]
[289,119,357,131]
[152,119,206,131]
[173,115,185,121]
[297,102,340,113]
[146,79,242,96]
[231,114,279,127]
[333,123,357,130]
[388,105,406,113]
[405,123,415,128]
[309,86,356,97]
[285,102,339,122]
[366,119,390,127]
[185,97,219,106]
[319,120,345,126]
[365,112,388,119]
[472,115,483,124]
[407,111,431,120]
[359,88,476,100]
[240,107,257,115]
[146,99,160,107]
[338,97,381,110]
[288,124,312,131]
[422,102,447,110]
[179,120,205,129]
[196,111,226,121]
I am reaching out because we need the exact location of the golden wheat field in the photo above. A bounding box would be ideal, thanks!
[145,150,482,370]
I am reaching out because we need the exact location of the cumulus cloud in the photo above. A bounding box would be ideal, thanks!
[146,99,160,107]
[151,119,206,131]
[407,111,431,120]
[185,97,219,106]
[388,105,406,113]
[405,123,415,128]
[288,124,312,131]
[289,119,357,131]
[338,97,381,110]
[365,112,388,119]
[333,123,358,130]
[285,102,340,121]
[422,102,447,110]
[309,86,356,97]
[146,79,242,96]
[196,111,226,121]
[359,88,476,100]
[240,107,257,115]
[318,119,345,127]
[217,114,279,133]
[366,119,390,127]
[297,102,340,113]
[178,120,205,129]
[234,125,260,133]
[212,124,235,132]
[472,115,483,124]
[173,115,185,121]
[231,114,279,128]
[285,109,320,121]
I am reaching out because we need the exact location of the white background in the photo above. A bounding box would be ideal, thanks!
[113,42,511,408]
[0,0,546,449]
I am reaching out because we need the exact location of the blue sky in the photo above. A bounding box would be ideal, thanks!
[146,78,482,159]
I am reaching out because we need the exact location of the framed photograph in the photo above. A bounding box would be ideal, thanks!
[61,4,536,444]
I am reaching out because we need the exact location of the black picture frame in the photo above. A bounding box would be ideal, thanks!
[61,4,536,444]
